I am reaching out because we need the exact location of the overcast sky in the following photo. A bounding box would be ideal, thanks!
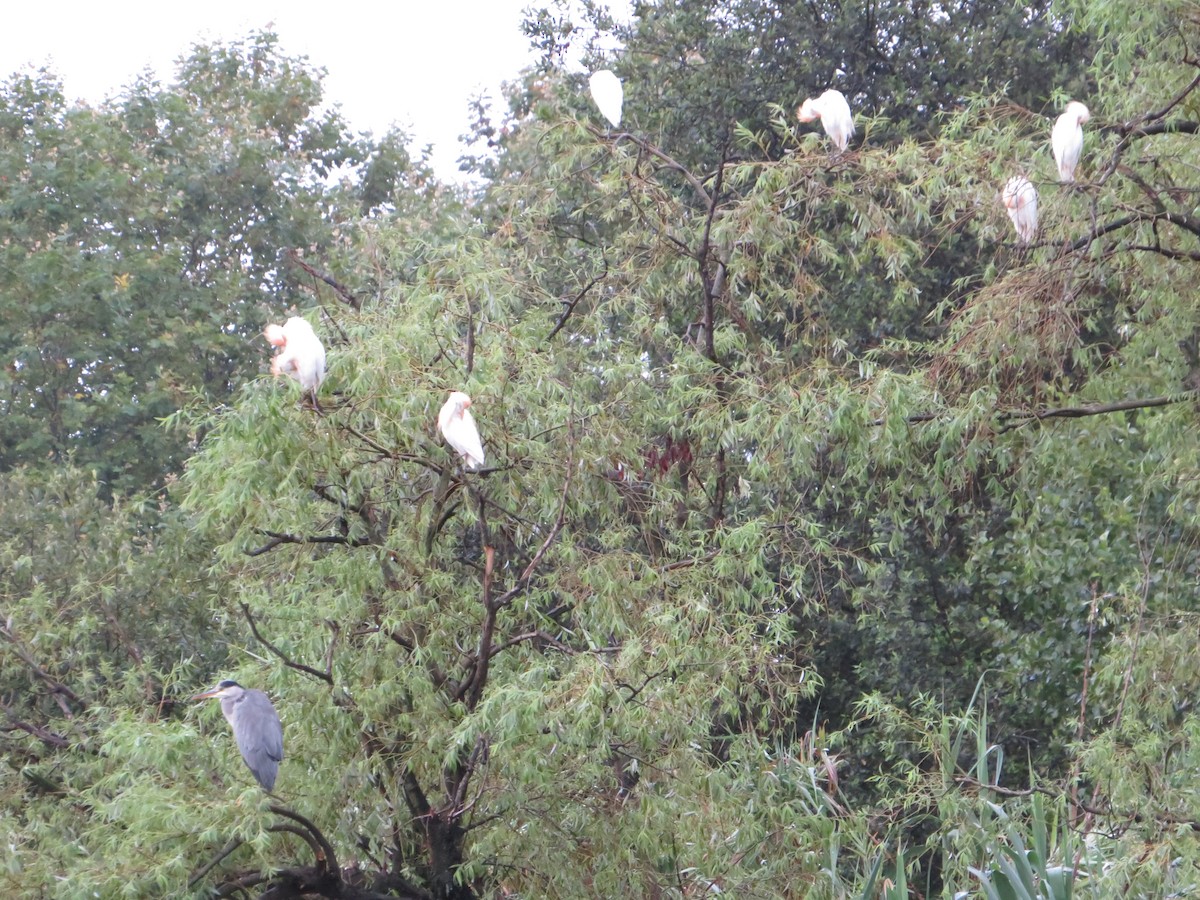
[1,2,562,180]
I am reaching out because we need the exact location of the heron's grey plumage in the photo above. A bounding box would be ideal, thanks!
[193,680,283,791]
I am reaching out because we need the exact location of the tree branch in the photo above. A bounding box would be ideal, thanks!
[287,249,361,310]
[1129,243,1200,261]
[449,734,489,817]
[240,603,335,685]
[247,529,371,557]
[611,131,713,208]
[341,424,447,476]
[188,838,245,889]
[546,258,609,342]
[486,629,575,659]
[269,804,339,876]
[270,824,324,866]
[0,705,69,749]
[490,446,573,612]
[464,546,498,711]
[997,393,1193,432]
[0,623,86,713]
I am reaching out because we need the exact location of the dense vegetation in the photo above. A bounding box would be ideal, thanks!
[4,2,1200,897]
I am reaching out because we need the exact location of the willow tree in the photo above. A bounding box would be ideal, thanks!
[10,0,1200,898]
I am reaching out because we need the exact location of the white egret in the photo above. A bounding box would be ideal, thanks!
[438,391,485,470]
[191,680,283,791]
[589,70,624,128]
[1051,101,1090,183]
[797,89,855,152]
[264,316,326,398]
[1002,176,1039,244]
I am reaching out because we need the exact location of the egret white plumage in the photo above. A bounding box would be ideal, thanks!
[1051,101,1090,183]
[589,70,624,128]
[438,391,485,470]
[191,680,283,791]
[1002,176,1039,244]
[797,89,855,152]
[264,316,325,398]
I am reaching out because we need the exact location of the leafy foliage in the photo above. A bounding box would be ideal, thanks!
[0,33,396,493]
[8,2,1200,898]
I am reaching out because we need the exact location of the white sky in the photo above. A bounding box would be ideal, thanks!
[1,1,551,181]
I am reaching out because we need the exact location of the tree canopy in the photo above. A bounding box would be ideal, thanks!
[6,3,1200,898]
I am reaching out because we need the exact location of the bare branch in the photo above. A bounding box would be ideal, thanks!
[240,603,335,685]
[1139,71,1200,125]
[547,258,609,342]
[450,735,489,816]
[1129,243,1200,261]
[269,804,339,876]
[188,838,244,889]
[660,551,719,573]
[247,529,371,557]
[463,546,498,711]
[269,823,324,865]
[287,249,361,310]
[867,395,1193,432]
[486,629,576,659]
[0,703,69,749]
[997,394,1192,432]
[609,131,713,208]
[341,424,447,476]
[1067,214,1144,252]
[0,623,86,712]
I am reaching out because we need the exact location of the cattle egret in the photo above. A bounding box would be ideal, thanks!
[264,316,326,398]
[797,89,855,152]
[589,70,624,128]
[438,391,485,470]
[191,680,283,791]
[1002,176,1039,244]
[1051,101,1090,183]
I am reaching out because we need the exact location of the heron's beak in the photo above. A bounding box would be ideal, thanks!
[190,688,221,700]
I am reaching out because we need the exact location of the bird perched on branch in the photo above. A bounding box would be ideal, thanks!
[264,316,325,400]
[589,70,624,128]
[797,89,855,152]
[1002,176,1039,244]
[438,391,485,470]
[1051,100,1090,183]
[192,680,283,791]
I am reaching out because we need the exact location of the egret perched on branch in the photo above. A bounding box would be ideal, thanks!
[192,680,283,791]
[438,391,485,470]
[1051,101,1090,183]
[1002,176,1039,244]
[797,89,855,152]
[589,70,624,128]
[264,316,326,399]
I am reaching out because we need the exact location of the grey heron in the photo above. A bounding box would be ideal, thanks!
[192,680,283,791]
